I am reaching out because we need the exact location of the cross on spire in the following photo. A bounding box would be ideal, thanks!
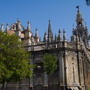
[76,5,80,11]
[76,6,83,26]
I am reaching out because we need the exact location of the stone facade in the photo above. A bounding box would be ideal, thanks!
[0,7,90,90]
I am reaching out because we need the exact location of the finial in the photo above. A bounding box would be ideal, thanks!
[48,20,51,28]
[58,29,61,41]
[48,19,51,26]
[17,18,20,23]
[44,32,48,42]
[63,29,66,41]
[35,28,38,37]
[45,32,47,35]
[27,20,30,24]
[55,34,57,42]
[76,6,83,26]
[6,23,9,31]
[16,19,22,31]
[49,19,51,23]
[27,21,31,31]
[76,5,80,11]
[48,19,53,42]
[59,29,61,33]
[63,29,66,33]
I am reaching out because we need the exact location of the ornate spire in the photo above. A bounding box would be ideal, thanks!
[35,28,38,37]
[16,19,22,31]
[76,6,83,26]
[63,29,66,41]
[34,28,40,43]
[6,23,9,31]
[48,20,52,33]
[0,24,4,32]
[44,32,48,42]
[55,34,57,42]
[48,20,53,42]
[27,21,31,31]
[58,29,61,41]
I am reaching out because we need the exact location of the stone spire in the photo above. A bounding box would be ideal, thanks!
[5,23,10,33]
[35,28,38,38]
[44,32,48,42]
[63,29,67,47]
[34,28,40,43]
[27,21,31,31]
[48,20,53,42]
[0,24,4,32]
[58,29,61,41]
[74,6,89,47]
[48,20,52,32]
[76,6,83,26]
[24,21,32,45]
[55,34,57,42]
[6,23,9,31]
[16,20,22,31]
[63,29,66,41]
[15,20,22,40]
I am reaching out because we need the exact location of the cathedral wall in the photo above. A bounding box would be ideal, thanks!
[1,47,87,90]
[84,50,90,89]
[66,51,79,86]
[31,50,59,87]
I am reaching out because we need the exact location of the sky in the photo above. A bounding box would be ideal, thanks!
[0,0,90,40]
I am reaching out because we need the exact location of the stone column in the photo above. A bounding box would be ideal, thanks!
[30,55,33,88]
[58,52,65,86]
[63,40,67,89]
[43,72,48,87]
[78,53,86,90]
[77,52,85,86]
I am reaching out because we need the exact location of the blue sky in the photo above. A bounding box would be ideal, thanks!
[0,0,90,40]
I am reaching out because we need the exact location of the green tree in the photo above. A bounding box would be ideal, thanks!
[0,32,33,89]
[43,53,57,75]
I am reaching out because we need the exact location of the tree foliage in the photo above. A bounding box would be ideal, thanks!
[0,32,33,88]
[43,53,57,75]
